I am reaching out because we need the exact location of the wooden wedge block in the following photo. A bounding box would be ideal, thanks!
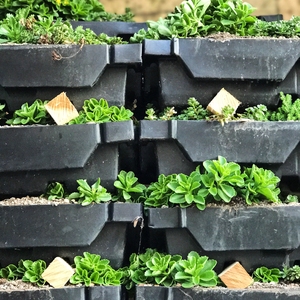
[207,88,241,115]
[45,92,79,125]
[218,262,253,289]
[41,257,75,288]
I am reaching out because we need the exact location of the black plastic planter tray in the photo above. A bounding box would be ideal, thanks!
[139,120,300,182]
[0,44,109,88]
[135,286,300,300]
[70,21,147,41]
[256,14,283,21]
[0,286,85,300]
[0,121,134,197]
[142,38,300,109]
[87,286,126,300]
[0,202,143,269]
[147,205,300,273]
[0,43,142,111]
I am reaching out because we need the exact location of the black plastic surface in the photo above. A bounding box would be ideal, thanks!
[136,286,300,300]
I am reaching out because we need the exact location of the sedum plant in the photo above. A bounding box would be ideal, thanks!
[268,92,300,121]
[113,170,146,203]
[242,92,300,122]
[144,174,176,207]
[0,261,24,281]
[43,182,68,200]
[253,266,282,283]
[6,99,51,125]
[176,97,209,120]
[68,178,112,206]
[68,98,133,124]
[21,259,47,286]
[250,16,300,38]
[144,156,285,210]
[208,105,236,126]
[126,249,217,289]
[174,251,218,288]
[241,165,281,205]
[201,156,245,203]
[125,248,156,289]
[144,92,300,123]
[145,97,209,121]
[0,8,127,44]
[168,167,208,210]
[130,0,257,42]
[70,252,125,286]
[285,194,298,203]
[282,265,300,283]
[0,259,47,286]
[5,96,133,126]
[0,0,134,22]
[144,252,182,287]
[240,104,269,121]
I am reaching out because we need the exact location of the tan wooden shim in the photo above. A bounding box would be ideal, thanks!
[45,92,79,125]
[218,262,254,289]
[41,257,75,288]
[207,88,241,116]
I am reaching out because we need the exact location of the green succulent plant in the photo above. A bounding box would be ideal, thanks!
[250,16,300,38]
[21,259,47,287]
[68,178,112,206]
[43,182,68,200]
[144,174,176,207]
[144,252,182,287]
[0,8,127,44]
[126,248,156,289]
[131,0,256,42]
[176,97,209,120]
[240,104,269,121]
[0,0,134,22]
[282,265,300,283]
[241,164,281,205]
[70,252,124,286]
[168,167,208,210]
[268,92,300,121]
[201,156,244,203]
[174,251,218,288]
[6,99,51,125]
[69,98,133,124]
[285,194,298,203]
[113,170,146,203]
[0,261,24,281]
[126,249,181,288]
[253,266,282,283]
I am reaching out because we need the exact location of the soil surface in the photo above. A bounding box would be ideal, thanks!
[1,279,300,292]
[0,196,74,206]
[0,279,48,291]
[203,32,300,41]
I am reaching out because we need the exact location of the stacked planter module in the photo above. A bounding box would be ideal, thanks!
[3,19,300,300]
[138,37,300,298]
[141,37,300,182]
[0,285,126,300]
[0,42,143,300]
